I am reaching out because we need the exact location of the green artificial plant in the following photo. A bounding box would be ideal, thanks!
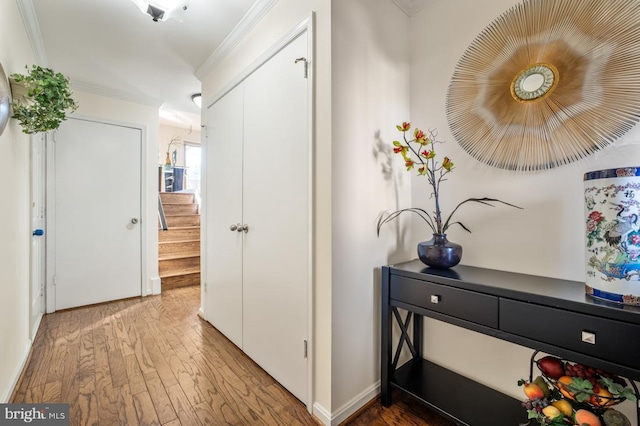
[10,65,78,134]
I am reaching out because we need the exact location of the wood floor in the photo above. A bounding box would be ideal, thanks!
[11,285,453,426]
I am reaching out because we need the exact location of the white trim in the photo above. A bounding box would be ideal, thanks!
[15,0,48,66]
[199,125,208,322]
[312,383,380,426]
[389,0,433,16]
[45,132,56,313]
[305,12,315,415]
[29,132,46,338]
[71,80,164,108]
[331,382,380,425]
[194,0,278,80]
[46,116,149,312]
[150,276,161,295]
[1,341,32,403]
[139,123,150,299]
[29,313,43,344]
[205,15,313,109]
[312,403,331,426]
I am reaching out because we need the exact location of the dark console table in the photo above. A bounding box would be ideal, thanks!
[381,260,640,425]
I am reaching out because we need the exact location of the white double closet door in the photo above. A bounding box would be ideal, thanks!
[205,30,310,403]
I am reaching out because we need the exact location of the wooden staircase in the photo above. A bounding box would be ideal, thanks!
[159,192,200,289]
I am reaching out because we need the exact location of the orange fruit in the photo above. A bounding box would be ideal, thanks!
[590,388,614,407]
[557,376,575,401]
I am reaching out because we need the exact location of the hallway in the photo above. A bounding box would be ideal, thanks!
[10,286,454,425]
[10,286,317,425]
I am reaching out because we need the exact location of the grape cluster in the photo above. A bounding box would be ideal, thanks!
[564,362,625,389]
[521,399,555,425]
[521,398,550,411]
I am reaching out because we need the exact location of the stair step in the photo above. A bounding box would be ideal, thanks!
[166,215,200,227]
[158,240,200,256]
[159,256,200,275]
[159,227,200,242]
[163,203,198,215]
[160,192,195,204]
[159,251,200,261]
[162,272,200,290]
[159,265,200,278]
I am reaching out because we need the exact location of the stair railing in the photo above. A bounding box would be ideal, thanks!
[158,194,168,231]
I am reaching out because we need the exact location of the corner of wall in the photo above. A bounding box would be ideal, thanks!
[150,276,161,295]
[312,402,331,426]
[1,341,32,403]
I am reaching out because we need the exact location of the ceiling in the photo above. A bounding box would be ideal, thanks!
[22,0,433,129]
[25,0,263,128]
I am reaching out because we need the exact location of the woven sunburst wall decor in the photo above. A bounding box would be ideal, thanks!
[446,0,640,171]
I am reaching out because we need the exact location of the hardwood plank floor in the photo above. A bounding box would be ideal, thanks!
[11,285,454,425]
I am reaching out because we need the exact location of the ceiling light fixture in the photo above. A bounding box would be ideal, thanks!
[130,0,191,22]
[191,93,201,108]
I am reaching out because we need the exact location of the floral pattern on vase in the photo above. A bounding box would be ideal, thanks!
[584,167,640,305]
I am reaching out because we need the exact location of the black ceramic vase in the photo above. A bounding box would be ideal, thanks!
[417,234,462,269]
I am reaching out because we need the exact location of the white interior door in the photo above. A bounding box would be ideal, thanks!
[204,84,245,347]
[242,30,309,402]
[30,133,46,338]
[53,118,142,310]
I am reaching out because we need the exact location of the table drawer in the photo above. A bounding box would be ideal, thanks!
[500,299,640,369]
[390,275,498,328]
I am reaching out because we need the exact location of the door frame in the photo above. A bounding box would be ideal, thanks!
[45,116,149,313]
[201,13,315,410]
[29,132,46,338]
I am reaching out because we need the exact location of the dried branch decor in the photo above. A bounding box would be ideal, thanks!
[446,0,640,171]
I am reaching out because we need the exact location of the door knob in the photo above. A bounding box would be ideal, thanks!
[131,218,139,224]
[230,224,238,231]
[237,224,249,233]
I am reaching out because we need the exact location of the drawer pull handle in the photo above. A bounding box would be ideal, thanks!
[581,331,596,345]
[430,295,441,304]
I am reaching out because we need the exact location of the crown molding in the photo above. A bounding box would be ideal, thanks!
[195,0,278,80]
[71,80,164,108]
[389,0,433,17]
[15,0,48,66]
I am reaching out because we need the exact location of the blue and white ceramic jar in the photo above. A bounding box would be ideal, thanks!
[584,167,640,305]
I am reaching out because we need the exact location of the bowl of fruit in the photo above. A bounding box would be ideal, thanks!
[518,354,637,425]
[535,355,633,411]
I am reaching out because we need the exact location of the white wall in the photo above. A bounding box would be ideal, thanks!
[200,0,334,416]
[330,0,412,419]
[410,0,640,422]
[70,91,161,295]
[0,0,36,402]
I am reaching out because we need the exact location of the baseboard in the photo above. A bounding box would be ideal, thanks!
[311,381,380,426]
[312,402,331,426]
[150,276,161,295]
[2,341,33,403]
[331,381,380,425]
[30,313,43,342]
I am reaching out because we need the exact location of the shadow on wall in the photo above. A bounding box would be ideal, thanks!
[373,129,413,265]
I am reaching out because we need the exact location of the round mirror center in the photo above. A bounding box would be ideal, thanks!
[521,73,545,92]
[511,64,558,102]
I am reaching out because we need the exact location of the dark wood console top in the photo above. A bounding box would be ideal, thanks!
[389,260,640,325]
